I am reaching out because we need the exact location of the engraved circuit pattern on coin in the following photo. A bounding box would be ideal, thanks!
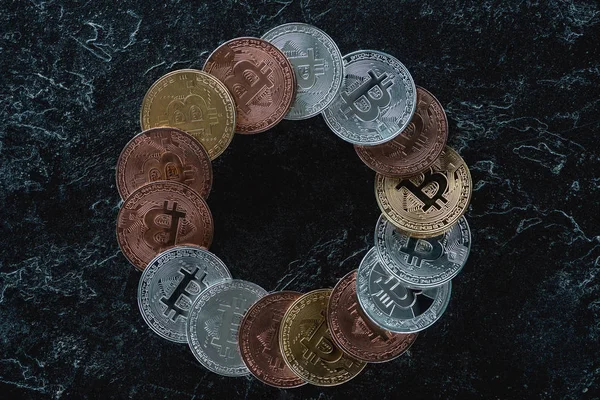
[322,50,417,145]
[327,270,418,363]
[279,289,366,387]
[140,69,236,160]
[138,246,231,343]
[239,291,305,388]
[356,248,451,333]
[355,86,448,177]
[203,37,296,134]
[375,214,471,288]
[116,127,212,201]
[186,279,268,376]
[116,181,214,270]
[375,146,472,238]
[262,22,343,120]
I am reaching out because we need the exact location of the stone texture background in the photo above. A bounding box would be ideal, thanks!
[1,0,599,399]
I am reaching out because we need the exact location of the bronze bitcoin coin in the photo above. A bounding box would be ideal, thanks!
[375,146,472,238]
[355,87,447,178]
[239,291,305,388]
[116,181,213,270]
[140,69,236,160]
[203,37,296,134]
[327,270,418,363]
[279,289,366,387]
[116,127,212,201]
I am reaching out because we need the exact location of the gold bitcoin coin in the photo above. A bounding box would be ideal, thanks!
[279,289,366,387]
[140,69,236,160]
[375,146,472,238]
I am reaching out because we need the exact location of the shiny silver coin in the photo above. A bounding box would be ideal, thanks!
[186,279,268,376]
[375,215,471,288]
[356,248,451,333]
[262,22,343,120]
[322,50,417,145]
[138,246,231,343]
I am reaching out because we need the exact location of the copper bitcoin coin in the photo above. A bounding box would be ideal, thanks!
[327,270,418,363]
[355,87,447,178]
[116,181,213,270]
[239,291,305,388]
[116,127,212,201]
[203,37,296,134]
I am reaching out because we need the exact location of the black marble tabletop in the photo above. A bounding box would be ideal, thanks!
[1,1,599,399]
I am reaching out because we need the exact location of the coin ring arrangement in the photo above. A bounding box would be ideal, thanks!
[114,22,474,387]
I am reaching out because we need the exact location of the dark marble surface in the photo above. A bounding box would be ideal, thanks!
[1,0,599,399]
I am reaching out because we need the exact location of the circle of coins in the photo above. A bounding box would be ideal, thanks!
[115,23,474,388]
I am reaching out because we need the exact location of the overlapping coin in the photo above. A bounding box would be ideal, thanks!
[186,279,267,376]
[262,22,343,120]
[322,50,417,145]
[239,291,305,388]
[203,37,296,134]
[354,86,447,177]
[375,214,471,288]
[356,248,451,333]
[116,181,214,270]
[116,127,212,200]
[375,146,472,238]
[138,246,231,342]
[327,270,418,363]
[140,69,236,160]
[279,289,366,386]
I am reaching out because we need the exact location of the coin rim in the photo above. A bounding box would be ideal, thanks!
[374,214,471,288]
[261,22,344,120]
[137,246,231,343]
[139,69,236,160]
[321,49,417,145]
[186,279,268,377]
[238,291,306,388]
[202,37,297,134]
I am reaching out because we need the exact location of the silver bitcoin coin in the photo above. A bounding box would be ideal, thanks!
[375,215,471,288]
[262,23,343,120]
[356,248,451,333]
[322,50,417,145]
[138,246,231,343]
[186,279,268,376]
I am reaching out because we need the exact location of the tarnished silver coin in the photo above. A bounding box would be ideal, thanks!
[322,50,417,145]
[375,215,471,288]
[356,248,451,333]
[262,23,343,120]
[138,246,231,343]
[186,279,268,376]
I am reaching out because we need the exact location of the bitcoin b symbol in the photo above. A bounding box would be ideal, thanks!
[396,170,449,212]
[210,296,247,359]
[401,237,444,266]
[163,82,218,135]
[143,201,186,248]
[348,302,391,342]
[288,47,325,90]
[225,59,274,114]
[341,70,394,121]
[300,311,342,364]
[373,276,416,310]
[160,265,207,321]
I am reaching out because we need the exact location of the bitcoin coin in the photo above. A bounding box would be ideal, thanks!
[262,23,343,120]
[355,86,447,177]
[116,181,214,270]
[356,248,451,333]
[279,289,366,386]
[116,127,212,201]
[375,214,471,288]
[375,146,472,237]
[203,37,296,134]
[140,69,236,160]
[322,50,416,145]
[327,270,418,363]
[186,279,268,376]
[239,291,305,388]
[138,246,231,343]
